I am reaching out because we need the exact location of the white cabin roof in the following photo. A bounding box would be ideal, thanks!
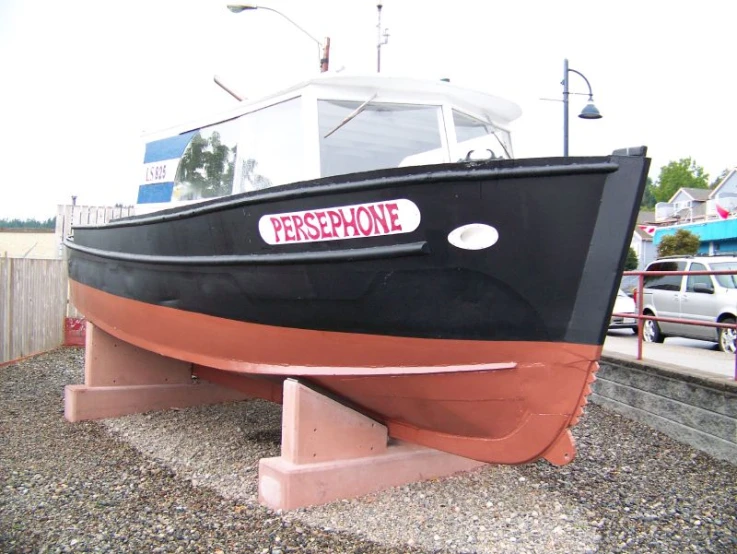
[143,73,522,142]
[268,74,522,122]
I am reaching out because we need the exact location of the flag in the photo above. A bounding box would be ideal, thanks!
[716,201,730,219]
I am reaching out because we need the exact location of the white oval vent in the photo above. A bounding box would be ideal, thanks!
[447,223,499,251]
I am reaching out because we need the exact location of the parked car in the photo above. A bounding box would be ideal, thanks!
[609,289,637,332]
[619,274,640,298]
[640,255,737,353]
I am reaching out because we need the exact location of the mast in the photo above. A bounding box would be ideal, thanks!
[321,37,331,72]
[213,75,245,101]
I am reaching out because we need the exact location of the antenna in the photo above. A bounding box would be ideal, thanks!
[376,3,389,72]
[213,75,245,101]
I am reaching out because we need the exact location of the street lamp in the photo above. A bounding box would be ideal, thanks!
[562,58,602,156]
[226,4,329,72]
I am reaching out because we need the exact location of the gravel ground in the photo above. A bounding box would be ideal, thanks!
[1,347,735,553]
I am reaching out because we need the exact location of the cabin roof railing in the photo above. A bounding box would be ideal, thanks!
[141,73,522,143]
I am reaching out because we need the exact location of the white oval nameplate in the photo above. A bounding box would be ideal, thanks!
[259,199,421,245]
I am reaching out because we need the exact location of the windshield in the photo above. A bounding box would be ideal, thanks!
[711,262,737,288]
[452,110,512,160]
[233,97,304,193]
[318,100,443,177]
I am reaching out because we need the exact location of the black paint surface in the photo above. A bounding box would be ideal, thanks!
[67,153,649,345]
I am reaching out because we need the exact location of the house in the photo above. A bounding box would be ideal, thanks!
[652,169,737,254]
[654,187,711,224]
[631,226,655,270]
[708,169,737,218]
[655,171,737,225]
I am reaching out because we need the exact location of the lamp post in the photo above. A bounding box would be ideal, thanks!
[226,4,329,72]
[562,58,602,156]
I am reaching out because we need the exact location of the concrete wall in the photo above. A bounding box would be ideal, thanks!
[592,357,736,464]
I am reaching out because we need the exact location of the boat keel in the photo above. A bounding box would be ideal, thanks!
[540,429,576,466]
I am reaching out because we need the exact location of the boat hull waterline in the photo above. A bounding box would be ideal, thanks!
[66,153,650,465]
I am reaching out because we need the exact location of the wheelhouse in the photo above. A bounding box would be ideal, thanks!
[136,74,522,214]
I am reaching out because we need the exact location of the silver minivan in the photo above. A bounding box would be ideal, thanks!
[641,255,737,353]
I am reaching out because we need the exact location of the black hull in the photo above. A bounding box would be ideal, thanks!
[67,152,649,346]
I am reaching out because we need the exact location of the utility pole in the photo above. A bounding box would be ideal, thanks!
[376,3,389,72]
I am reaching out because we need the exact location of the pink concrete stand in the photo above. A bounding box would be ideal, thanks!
[65,324,485,511]
[64,323,249,422]
[259,379,486,511]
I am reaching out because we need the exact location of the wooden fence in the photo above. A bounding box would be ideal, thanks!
[1,257,70,364]
[56,203,135,241]
[0,204,136,364]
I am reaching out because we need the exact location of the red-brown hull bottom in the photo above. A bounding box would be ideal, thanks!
[70,281,600,465]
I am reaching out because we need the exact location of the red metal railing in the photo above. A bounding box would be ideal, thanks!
[613,268,737,380]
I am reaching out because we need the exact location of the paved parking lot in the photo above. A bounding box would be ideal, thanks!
[604,329,736,380]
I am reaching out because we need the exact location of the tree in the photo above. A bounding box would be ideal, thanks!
[657,229,700,257]
[652,158,709,203]
[175,131,236,199]
[710,168,732,188]
[0,217,55,229]
[640,177,657,209]
[624,247,638,270]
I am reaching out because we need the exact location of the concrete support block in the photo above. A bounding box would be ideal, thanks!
[258,379,485,511]
[64,323,249,422]
[83,322,192,387]
[65,382,247,422]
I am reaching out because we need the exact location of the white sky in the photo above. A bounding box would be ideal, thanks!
[1,0,735,220]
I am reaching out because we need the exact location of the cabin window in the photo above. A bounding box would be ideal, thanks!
[318,100,443,177]
[452,110,512,161]
[233,97,304,193]
[173,119,239,201]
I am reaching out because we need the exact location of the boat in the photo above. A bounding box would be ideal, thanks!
[65,73,649,466]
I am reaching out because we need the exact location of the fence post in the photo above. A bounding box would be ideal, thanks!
[637,272,643,360]
[3,255,12,360]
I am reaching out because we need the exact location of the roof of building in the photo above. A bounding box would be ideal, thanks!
[673,187,711,202]
[637,211,655,224]
[633,227,653,241]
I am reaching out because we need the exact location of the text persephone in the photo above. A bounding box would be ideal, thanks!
[259,199,421,245]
